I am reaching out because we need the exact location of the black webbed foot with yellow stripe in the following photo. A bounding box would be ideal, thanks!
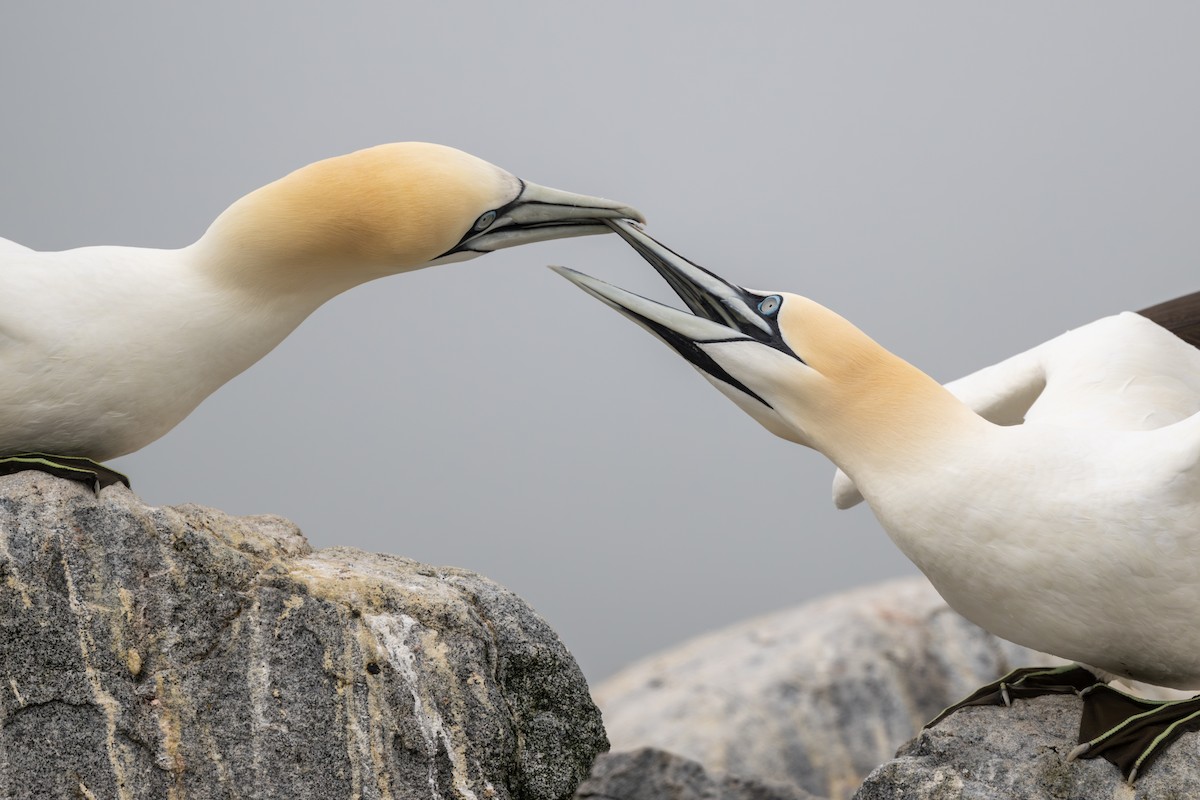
[0,453,130,493]
[926,664,1097,727]
[1069,682,1200,783]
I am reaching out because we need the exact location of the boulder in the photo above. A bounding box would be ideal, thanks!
[0,471,605,799]
[855,694,1200,799]
[594,577,1054,800]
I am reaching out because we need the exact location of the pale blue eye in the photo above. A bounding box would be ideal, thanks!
[758,295,782,316]
[473,210,497,231]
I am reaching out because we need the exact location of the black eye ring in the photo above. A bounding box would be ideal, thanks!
[473,210,497,232]
[758,295,782,316]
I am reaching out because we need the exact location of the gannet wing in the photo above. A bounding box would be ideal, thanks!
[1140,290,1200,351]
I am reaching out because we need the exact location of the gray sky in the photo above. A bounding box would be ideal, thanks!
[2,3,1196,682]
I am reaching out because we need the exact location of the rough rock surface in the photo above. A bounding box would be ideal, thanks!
[594,577,1056,800]
[0,471,605,799]
[575,748,821,800]
[855,694,1200,799]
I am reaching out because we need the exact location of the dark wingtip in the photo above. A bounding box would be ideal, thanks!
[1138,290,1200,350]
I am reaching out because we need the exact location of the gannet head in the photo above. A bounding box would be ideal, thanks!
[553,221,966,469]
[200,142,644,294]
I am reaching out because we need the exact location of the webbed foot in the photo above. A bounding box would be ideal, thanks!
[0,453,130,492]
[926,664,1097,727]
[1069,683,1200,783]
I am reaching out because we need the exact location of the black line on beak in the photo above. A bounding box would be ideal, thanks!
[606,221,804,364]
[617,306,772,408]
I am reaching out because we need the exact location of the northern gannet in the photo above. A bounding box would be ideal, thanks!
[0,143,642,488]
[554,220,1200,782]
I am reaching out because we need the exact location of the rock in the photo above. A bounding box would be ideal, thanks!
[855,694,1200,799]
[0,471,605,799]
[594,577,1057,800]
[575,748,824,800]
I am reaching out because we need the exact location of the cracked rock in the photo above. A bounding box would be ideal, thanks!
[0,472,605,799]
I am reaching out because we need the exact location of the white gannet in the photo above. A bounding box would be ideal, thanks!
[553,220,1200,782]
[0,142,642,488]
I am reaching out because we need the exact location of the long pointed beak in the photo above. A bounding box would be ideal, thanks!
[549,265,751,345]
[600,220,772,337]
[552,219,785,350]
[460,180,645,254]
[551,263,771,407]
[550,220,807,409]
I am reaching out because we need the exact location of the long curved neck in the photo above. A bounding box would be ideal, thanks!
[808,343,993,494]
[189,150,457,303]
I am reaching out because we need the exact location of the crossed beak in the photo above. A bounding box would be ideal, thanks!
[552,220,797,407]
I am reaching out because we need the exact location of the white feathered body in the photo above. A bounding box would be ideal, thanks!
[860,415,1200,689]
[0,242,317,460]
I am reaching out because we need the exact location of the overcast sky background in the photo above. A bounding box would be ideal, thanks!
[2,4,1197,683]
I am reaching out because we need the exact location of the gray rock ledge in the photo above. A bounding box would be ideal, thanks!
[0,471,605,800]
[855,694,1200,799]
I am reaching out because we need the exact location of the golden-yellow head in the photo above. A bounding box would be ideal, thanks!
[198,142,643,294]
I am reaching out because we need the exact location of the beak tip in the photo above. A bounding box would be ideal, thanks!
[547,264,581,282]
[606,215,644,230]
